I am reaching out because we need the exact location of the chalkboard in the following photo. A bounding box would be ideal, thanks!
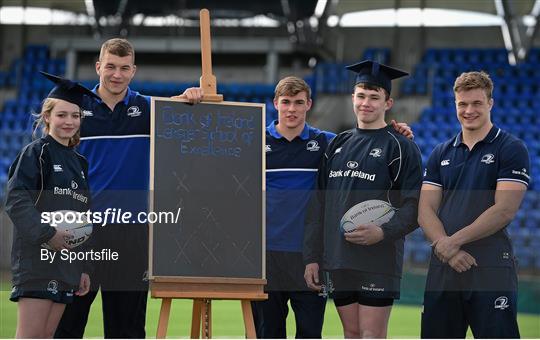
[149,97,265,280]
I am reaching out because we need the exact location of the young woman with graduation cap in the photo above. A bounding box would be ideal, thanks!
[303,60,423,338]
[5,71,100,338]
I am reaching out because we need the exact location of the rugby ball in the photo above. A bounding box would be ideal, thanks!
[41,210,93,250]
[340,200,396,233]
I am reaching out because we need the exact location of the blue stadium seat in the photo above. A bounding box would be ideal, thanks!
[412,243,431,263]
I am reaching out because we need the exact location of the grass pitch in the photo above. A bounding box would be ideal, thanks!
[1,291,539,338]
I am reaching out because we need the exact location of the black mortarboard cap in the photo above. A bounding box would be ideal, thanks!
[346,60,409,94]
[40,71,100,106]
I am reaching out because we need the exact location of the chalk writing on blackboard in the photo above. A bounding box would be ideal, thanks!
[156,106,256,158]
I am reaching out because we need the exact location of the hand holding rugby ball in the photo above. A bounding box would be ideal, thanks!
[340,199,396,233]
[42,210,93,250]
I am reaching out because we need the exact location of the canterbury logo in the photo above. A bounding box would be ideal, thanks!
[347,161,359,169]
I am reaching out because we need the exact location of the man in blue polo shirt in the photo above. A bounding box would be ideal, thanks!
[419,71,530,338]
[256,76,413,338]
[253,76,334,338]
[55,38,202,338]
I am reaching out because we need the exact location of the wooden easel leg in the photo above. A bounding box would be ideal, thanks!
[241,300,257,339]
[201,299,212,339]
[191,299,203,338]
[156,298,172,338]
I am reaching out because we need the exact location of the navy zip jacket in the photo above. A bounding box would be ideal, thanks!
[6,135,91,287]
[303,125,423,277]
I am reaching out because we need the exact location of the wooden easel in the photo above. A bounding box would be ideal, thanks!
[152,277,266,338]
[152,8,267,339]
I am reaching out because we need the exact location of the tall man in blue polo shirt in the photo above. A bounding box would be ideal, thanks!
[55,38,202,338]
[419,71,530,338]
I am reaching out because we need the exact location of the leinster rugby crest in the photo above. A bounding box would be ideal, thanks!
[369,148,382,158]
[127,106,142,117]
[306,140,320,152]
[481,153,495,164]
[47,280,59,294]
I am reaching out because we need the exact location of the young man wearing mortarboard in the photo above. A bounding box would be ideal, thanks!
[5,72,100,337]
[303,61,423,338]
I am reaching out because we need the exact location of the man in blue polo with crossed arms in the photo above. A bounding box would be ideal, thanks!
[419,71,530,338]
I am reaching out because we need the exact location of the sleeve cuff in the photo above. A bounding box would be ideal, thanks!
[37,226,56,245]
[303,255,321,265]
[496,178,529,186]
[422,180,442,187]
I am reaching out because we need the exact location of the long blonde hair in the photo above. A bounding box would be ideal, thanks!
[33,98,81,147]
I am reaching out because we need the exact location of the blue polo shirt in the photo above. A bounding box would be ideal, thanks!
[266,121,335,252]
[78,86,151,214]
[423,125,530,266]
